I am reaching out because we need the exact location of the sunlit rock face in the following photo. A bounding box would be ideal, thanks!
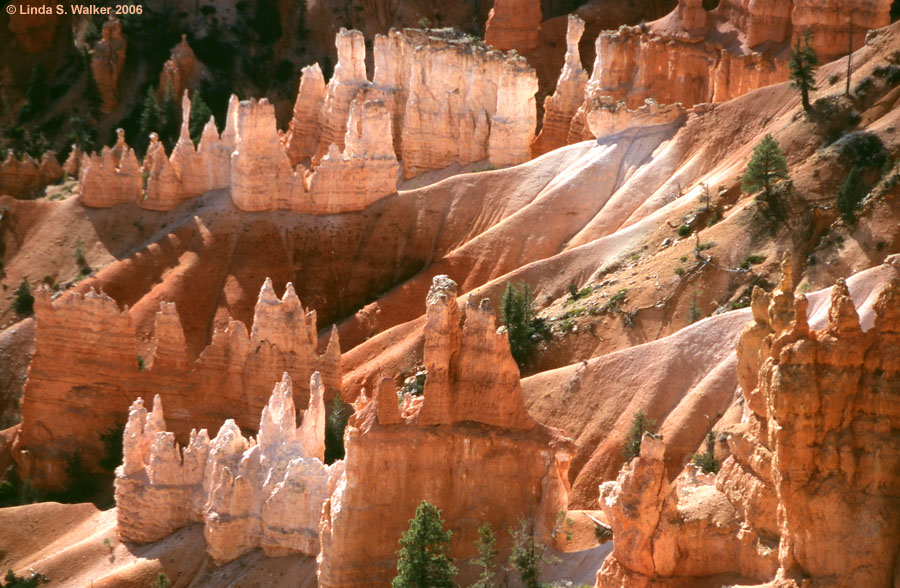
[596,256,900,588]
[317,276,573,588]
[14,278,341,491]
[484,0,542,52]
[115,372,334,563]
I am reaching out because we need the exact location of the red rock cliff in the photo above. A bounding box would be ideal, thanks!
[317,276,572,587]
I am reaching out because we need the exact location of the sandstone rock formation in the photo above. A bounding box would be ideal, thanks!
[90,17,127,114]
[532,15,589,158]
[77,131,142,207]
[317,276,572,587]
[568,0,892,141]
[595,260,900,588]
[8,0,58,52]
[115,372,333,563]
[484,0,542,52]
[158,35,201,102]
[0,150,63,198]
[78,26,539,213]
[13,278,341,490]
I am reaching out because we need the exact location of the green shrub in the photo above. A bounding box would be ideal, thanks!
[677,224,691,237]
[691,430,720,474]
[835,131,890,171]
[623,410,656,462]
[740,254,766,269]
[836,166,867,222]
[742,134,789,201]
[393,501,456,588]
[688,296,702,323]
[152,573,170,588]
[508,518,547,588]
[12,278,34,317]
[674,267,685,276]
[2,569,48,588]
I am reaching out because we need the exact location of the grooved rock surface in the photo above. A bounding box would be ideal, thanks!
[0,151,63,198]
[115,372,333,563]
[317,276,572,587]
[90,17,127,114]
[484,0,542,52]
[13,278,341,490]
[595,259,900,588]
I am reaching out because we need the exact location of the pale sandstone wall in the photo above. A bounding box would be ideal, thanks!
[13,278,341,490]
[317,276,572,587]
[115,372,333,562]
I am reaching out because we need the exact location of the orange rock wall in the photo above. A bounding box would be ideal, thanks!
[0,151,63,198]
[484,0,541,52]
[13,278,341,490]
[317,276,572,587]
[8,0,58,52]
[90,17,127,114]
[596,262,900,588]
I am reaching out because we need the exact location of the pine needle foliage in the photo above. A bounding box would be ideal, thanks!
[500,282,545,369]
[470,523,499,588]
[789,29,820,112]
[623,409,656,462]
[741,134,789,202]
[188,91,213,144]
[393,501,457,588]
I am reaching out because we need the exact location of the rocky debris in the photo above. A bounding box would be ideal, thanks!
[8,0,58,52]
[532,15,589,158]
[595,257,900,588]
[90,17,127,114]
[0,150,63,198]
[484,0,542,52]
[317,275,572,587]
[115,372,333,563]
[586,98,687,139]
[13,278,341,490]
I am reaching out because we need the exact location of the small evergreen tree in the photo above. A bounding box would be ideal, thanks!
[188,90,213,144]
[789,29,819,113]
[836,166,867,222]
[152,573,170,588]
[324,393,351,464]
[691,429,720,474]
[471,523,499,588]
[138,87,162,153]
[741,134,789,203]
[508,518,547,588]
[500,282,544,369]
[160,81,180,149]
[623,409,656,462]
[13,278,35,317]
[393,501,457,588]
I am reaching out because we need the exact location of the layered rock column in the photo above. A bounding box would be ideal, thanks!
[531,15,588,157]
[115,372,334,562]
[90,17,127,113]
[317,276,572,587]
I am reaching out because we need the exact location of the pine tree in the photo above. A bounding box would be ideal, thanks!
[393,501,457,588]
[508,518,547,588]
[324,393,350,464]
[471,523,498,588]
[835,166,866,222]
[13,278,35,317]
[138,87,162,154]
[188,90,213,144]
[500,282,544,369]
[789,29,819,113]
[623,409,656,462]
[741,134,789,202]
[160,81,180,149]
